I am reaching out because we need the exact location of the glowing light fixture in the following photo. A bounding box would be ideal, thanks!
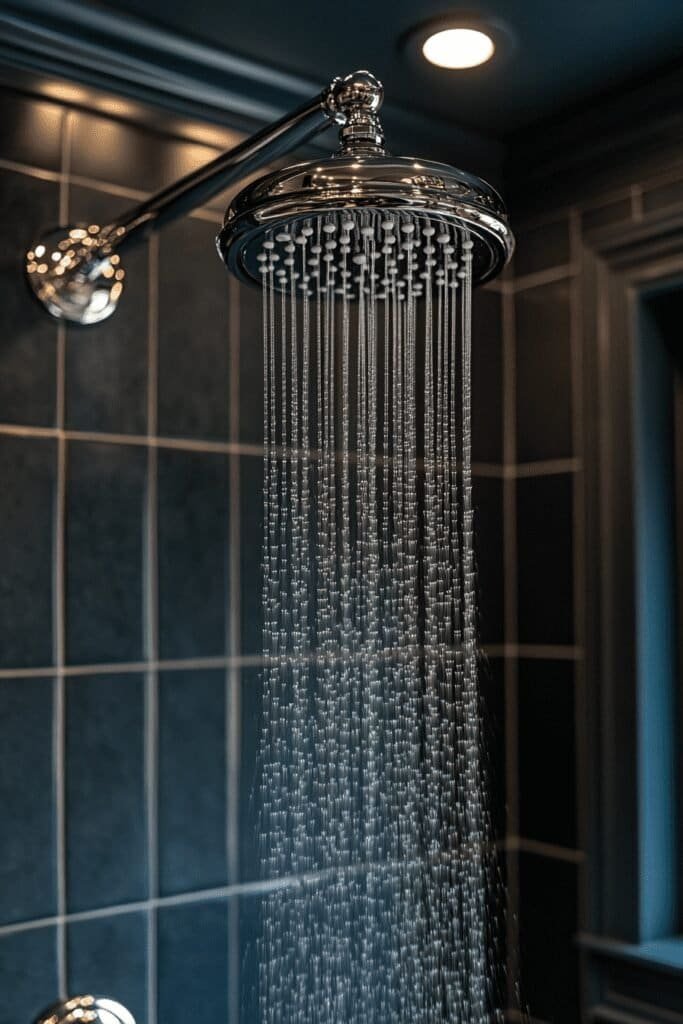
[422,27,495,69]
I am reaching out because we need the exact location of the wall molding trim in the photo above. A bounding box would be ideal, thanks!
[0,0,502,176]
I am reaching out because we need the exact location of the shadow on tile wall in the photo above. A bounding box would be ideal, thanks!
[0,80,507,1024]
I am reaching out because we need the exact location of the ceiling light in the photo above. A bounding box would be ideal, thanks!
[422,27,495,69]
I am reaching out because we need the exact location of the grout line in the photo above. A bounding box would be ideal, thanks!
[227,275,242,1024]
[0,654,266,680]
[0,422,582,481]
[511,264,578,293]
[513,457,581,477]
[569,208,589,1020]
[501,265,520,1010]
[483,643,583,661]
[0,156,222,225]
[53,108,73,999]
[0,642,582,682]
[144,229,160,1024]
[630,184,644,222]
[505,836,586,864]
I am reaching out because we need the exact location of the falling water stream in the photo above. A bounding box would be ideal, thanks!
[255,211,502,1023]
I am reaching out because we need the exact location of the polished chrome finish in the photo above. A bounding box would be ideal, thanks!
[25,225,125,325]
[35,996,136,1024]
[25,73,355,325]
[218,154,513,287]
[327,70,385,155]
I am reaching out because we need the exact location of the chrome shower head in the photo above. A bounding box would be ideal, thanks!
[217,72,513,294]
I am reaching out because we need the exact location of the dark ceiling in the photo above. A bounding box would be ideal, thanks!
[112,0,683,139]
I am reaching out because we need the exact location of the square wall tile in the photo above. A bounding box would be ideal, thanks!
[0,436,55,668]
[518,659,577,849]
[0,926,58,1024]
[66,441,146,665]
[478,657,506,840]
[473,475,504,645]
[0,677,55,924]
[157,899,229,1024]
[67,912,148,1024]
[0,90,64,170]
[70,111,217,194]
[515,278,573,462]
[236,279,264,445]
[239,892,262,1023]
[65,186,148,435]
[518,853,579,1023]
[513,216,570,278]
[239,454,264,656]
[157,448,230,660]
[471,287,503,464]
[0,169,58,427]
[517,473,574,645]
[65,673,147,911]
[158,669,227,895]
[239,668,263,883]
[158,216,232,441]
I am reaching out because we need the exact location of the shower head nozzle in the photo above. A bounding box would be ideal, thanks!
[217,154,513,293]
[218,69,513,293]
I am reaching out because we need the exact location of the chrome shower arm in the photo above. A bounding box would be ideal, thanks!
[24,69,384,325]
[104,88,343,248]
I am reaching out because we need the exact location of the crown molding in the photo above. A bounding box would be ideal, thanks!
[0,0,503,181]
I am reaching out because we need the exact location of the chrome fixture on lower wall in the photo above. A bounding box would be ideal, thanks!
[24,69,513,325]
[35,996,135,1024]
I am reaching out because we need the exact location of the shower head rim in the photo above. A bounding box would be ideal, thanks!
[217,153,514,289]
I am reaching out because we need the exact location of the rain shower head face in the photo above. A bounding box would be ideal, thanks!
[216,154,513,294]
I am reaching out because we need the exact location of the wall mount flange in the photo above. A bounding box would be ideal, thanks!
[25,225,126,326]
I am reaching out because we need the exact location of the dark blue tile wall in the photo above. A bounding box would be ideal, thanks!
[66,441,147,665]
[65,673,147,911]
[0,77,512,1024]
[0,436,56,668]
[0,927,59,1024]
[157,900,229,1024]
[67,912,148,1024]
[0,677,55,924]
[66,187,149,436]
[0,168,58,427]
[157,449,230,660]
[158,669,227,894]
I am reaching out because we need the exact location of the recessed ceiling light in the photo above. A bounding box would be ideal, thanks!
[422,27,495,69]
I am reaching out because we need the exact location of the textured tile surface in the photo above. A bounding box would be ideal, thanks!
[471,287,503,464]
[0,926,59,1024]
[239,668,262,883]
[0,677,55,924]
[0,168,58,427]
[158,669,227,894]
[158,216,232,441]
[239,454,264,655]
[0,436,55,668]
[517,473,574,645]
[65,186,149,435]
[65,441,146,664]
[65,673,147,911]
[157,899,229,1024]
[473,475,504,645]
[518,853,579,1023]
[157,448,230,659]
[515,278,573,462]
[518,659,577,848]
[0,89,63,169]
[67,912,148,1024]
